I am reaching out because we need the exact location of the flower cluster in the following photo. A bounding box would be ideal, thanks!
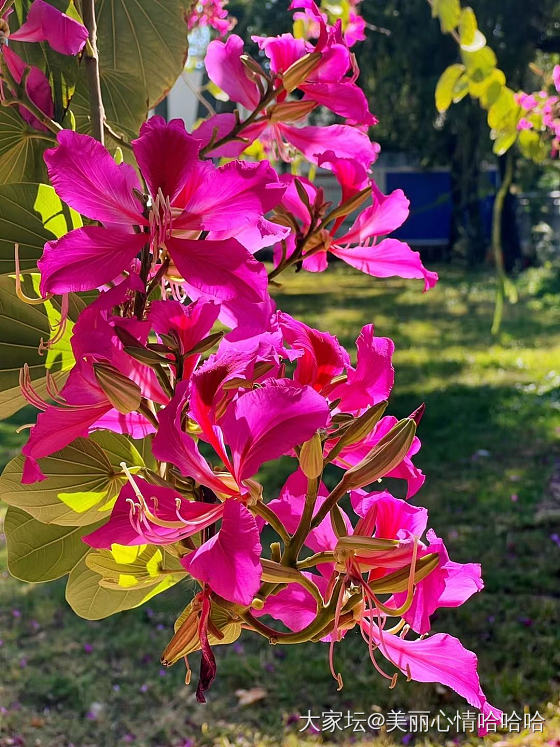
[515,65,560,157]
[187,0,234,37]
[8,0,500,731]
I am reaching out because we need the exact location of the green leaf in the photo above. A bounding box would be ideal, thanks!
[487,87,519,130]
[459,7,477,47]
[0,106,50,184]
[491,127,518,156]
[0,182,81,275]
[5,505,102,582]
[517,128,549,163]
[0,273,81,418]
[86,544,185,590]
[432,0,461,33]
[461,46,497,83]
[70,67,148,140]
[96,0,192,110]
[435,64,466,112]
[469,68,506,109]
[0,432,145,526]
[66,555,180,620]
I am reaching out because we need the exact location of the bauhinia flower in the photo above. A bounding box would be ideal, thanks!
[38,116,285,331]
[272,165,438,291]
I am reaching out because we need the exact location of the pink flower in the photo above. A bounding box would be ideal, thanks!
[187,0,234,36]
[278,313,395,413]
[39,118,285,331]
[84,476,225,548]
[554,65,560,94]
[272,170,438,291]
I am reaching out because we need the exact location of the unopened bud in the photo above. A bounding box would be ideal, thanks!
[338,417,417,492]
[93,363,142,414]
[123,345,170,367]
[329,401,388,461]
[268,99,318,123]
[367,553,440,594]
[282,52,322,92]
[161,601,200,667]
[323,186,372,224]
[409,402,426,425]
[299,432,324,479]
[185,331,224,357]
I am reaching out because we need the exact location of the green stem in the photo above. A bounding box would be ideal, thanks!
[491,150,514,335]
[249,502,290,544]
[282,476,319,566]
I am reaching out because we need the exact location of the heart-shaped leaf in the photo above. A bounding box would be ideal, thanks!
[66,554,181,620]
[0,431,145,526]
[4,505,102,582]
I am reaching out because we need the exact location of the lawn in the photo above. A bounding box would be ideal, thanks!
[1,264,559,746]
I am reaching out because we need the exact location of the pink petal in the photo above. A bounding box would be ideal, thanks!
[351,490,428,539]
[279,122,380,168]
[253,33,307,74]
[166,236,268,304]
[331,237,439,291]
[21,402,109,483]
[152,383,231,496]
[278,312,350,393]
[254,573,325,632]
[132,116,201,202]
[317,151,369,204]
[365,626,502,730]
[44,131,145,225]
[302,81,376,125]
[330,324,394,412]
[149,298,219,358]
[38,226,146,295]
[220,380,330,482]
[192,113,245,158]
[10,0,88,55]
[205,35,261,110]
[182,500,262,606]
[341,187,410,243]
[2,48,53,131]
[173,160,285,235]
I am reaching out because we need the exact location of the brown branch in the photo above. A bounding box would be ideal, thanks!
[82,0,105,144]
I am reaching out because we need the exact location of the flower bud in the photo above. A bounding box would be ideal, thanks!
[299,432,324,479]
[268,100,318,123]
[328,401,388,462]
[338,417,417,492]
[92,362,142,414]
[282,52,322,92]
[161,600,241,667]
[367,552,440,594]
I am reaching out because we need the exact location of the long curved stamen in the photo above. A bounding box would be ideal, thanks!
[328,580,347,691]
[39,294,70,354]
[14,244,52,305]
[371,536,419,617]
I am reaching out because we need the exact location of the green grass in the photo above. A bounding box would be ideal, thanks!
[1,265,560,746]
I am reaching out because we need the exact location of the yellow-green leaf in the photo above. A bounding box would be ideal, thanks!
[86,544,184,591]
[433,0,461,32]
[435,64,466,112]
[66,555,179,620]
[0,273,82,419]
[0,432,144,526]
[5,506,102,582]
